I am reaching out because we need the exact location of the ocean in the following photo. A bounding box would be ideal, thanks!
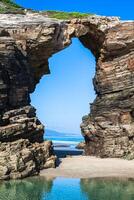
[44,129,84,156]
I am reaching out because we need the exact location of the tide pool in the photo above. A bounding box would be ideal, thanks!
[0,177,134,200]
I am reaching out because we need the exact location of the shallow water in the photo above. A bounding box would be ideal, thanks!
[0,177,134,200]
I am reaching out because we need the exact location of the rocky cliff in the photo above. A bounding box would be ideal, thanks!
[0,12,134,179]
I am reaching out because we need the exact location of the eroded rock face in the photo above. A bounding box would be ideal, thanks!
[76,141,85,150]
[0,12,133,179]
[81,22,134,159]
[0,139,56,180]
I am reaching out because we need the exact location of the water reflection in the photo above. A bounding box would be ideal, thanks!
[0,177,134,200]
[0,177,53,200]
[81,178,134,200]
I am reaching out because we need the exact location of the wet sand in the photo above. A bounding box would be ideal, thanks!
[40,156,134,179]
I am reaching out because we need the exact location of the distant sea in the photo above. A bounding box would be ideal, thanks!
[44,129,84,151]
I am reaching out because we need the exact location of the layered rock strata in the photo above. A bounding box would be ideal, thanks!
[81,21,134,159]
[0,12,134,179]
[0,139,55,180]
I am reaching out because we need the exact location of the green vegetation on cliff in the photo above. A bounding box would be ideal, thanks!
[42,11,93,19]
[0,0,93,19]
[0,0,21,13]
[0,0,20,7]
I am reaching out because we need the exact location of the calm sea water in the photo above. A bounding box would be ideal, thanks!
[0,177,134,200]
[44,130,84,150]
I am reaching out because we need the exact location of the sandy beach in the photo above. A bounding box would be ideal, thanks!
[40,156,134,179]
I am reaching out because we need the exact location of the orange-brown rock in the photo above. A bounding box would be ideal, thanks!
[0,12,134,179]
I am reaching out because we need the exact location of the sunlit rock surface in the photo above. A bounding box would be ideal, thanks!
[0,139,55,180]
[0,12,134,179]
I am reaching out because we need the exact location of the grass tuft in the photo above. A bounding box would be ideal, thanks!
[42,11,93,19]
[0,0,22,13]
[0,0,21,8]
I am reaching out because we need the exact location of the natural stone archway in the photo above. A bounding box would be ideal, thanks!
[0,13,134,179]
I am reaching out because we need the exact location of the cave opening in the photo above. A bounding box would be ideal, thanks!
[31,38,96,157]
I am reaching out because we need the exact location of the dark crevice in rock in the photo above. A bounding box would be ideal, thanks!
[0,30,10,37]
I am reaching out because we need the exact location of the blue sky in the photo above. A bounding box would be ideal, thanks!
[15,0,134,134]
[31,39,95,133]
[16,0,134,19]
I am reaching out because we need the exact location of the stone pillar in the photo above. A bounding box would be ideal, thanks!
[81,22,134,159]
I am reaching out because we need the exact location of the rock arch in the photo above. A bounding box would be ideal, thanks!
[0,13,134,179]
